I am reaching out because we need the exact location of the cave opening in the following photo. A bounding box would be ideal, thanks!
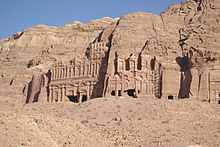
[127,89,135,97]
[82,95,87,102]
[168,95,174,100]
[111,90,116,96]
[67,95,78,103]
[118,90,122,96]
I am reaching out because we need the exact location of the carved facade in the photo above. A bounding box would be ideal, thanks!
[27,40,220,104]
[209,69,220,103]
[49,41,109,103]
[104,50,158,98]
[47,40,160,103]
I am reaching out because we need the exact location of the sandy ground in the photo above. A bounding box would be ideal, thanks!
[0,96,220,147]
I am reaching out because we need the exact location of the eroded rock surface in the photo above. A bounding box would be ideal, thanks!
[0,17,118,100]
[0,0,220,104]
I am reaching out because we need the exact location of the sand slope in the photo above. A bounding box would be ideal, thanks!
[0,97,220,147]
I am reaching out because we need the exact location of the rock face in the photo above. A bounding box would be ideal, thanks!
[0,0,220,104]
[26,74,49,103]
[0,17,118,101]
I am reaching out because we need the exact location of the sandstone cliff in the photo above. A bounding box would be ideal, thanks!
[0,17,118,101]
[0,0,220,103]
[103,0,220,68]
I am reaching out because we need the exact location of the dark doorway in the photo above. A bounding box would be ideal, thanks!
[118,90,122,96]
[111,90,116,96]
[168,95,174,100]
[127,89,135,97]
[82,95,87,102]
[218,93,220,97]
[67,95,78,103]
[125,59,130,71]
[218,100,220,104]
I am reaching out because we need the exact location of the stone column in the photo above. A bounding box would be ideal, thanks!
[140,82,142,94]
[121,76,125,96]
[66,68,68,78]
[87,87,90,101]
[146,83,148,94]
[95,62,97,75]
[58,68,60,79]
[49,87,53,102]
[61,69,64,79]
[73,67,76,77]
[58,68,61,79]
[116,82,119,97]
[51,69,54,80]
[53,69,55,79]
[62,68,65,78]
[66,67,69,78]
[92,64,94,76]
[60,86,64,102]
[59,68,62,79]
[58,68,62,79]
[60,68,62,78]
[97,62,100,75]
[73,67,75,77]
[61,69,63,79]
[79,66,81,76]
[58,88,62,102]
[70,67,73,78]
[89,82,92,98]
[82,65,84,76]
[52,91,56,102]
[89,62,92,75]
[81,65,84,76]
[64,68,66,78]
[86,64,88,76]
[78,93,82,103]
[55,69,57,79]
[69,68,72,78]
[58,69,60,79]
[55,69,58,79]
[66,67,68,78]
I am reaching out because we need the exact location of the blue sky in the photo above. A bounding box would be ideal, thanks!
[0,0,185,40]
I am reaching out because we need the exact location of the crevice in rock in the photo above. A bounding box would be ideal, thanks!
[12,32,24,40]
[160,16,166,30]
[151,17,158,36]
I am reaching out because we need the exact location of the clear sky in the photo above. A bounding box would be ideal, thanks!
[0,0,185,40]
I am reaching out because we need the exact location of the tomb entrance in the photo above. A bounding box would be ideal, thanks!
[168,95,174,100]
[67,95,78,103]
[126,89,135,97]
